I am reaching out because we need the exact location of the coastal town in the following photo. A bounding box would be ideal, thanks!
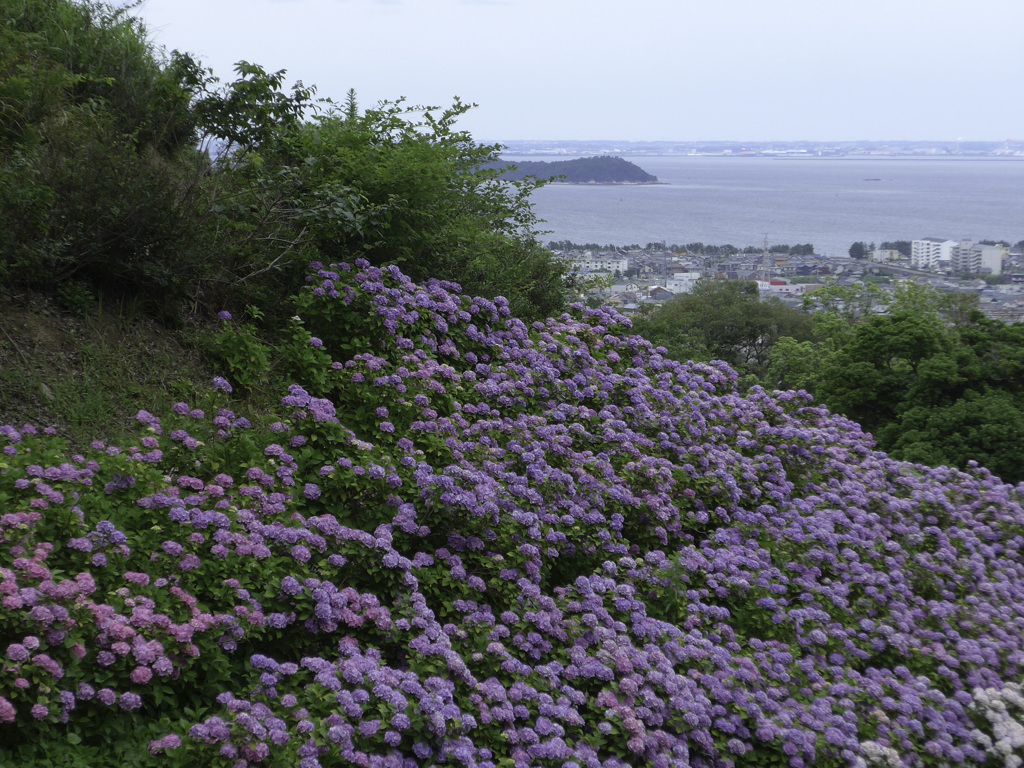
[504,138,1024,159]
[554,237,1024,321]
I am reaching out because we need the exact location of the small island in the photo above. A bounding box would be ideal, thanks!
[492,155,659,184]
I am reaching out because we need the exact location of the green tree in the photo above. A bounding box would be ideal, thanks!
[776,281,1024,482]
[190,59,318,164]
[632,279,816,377]
[880,240,911,257]
[177,60,343,313]
[1,1,574,323]
[848,241,867,259]
[764,336,822,393]
[814,310,948,435]
[890,391,1024,482]
[258,97,574,320]
[0,0,207,304]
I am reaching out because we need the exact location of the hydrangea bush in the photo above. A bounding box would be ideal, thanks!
[3,260,1024,767]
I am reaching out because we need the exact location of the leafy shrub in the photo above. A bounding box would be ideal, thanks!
[0,0,206,305]
[209,309,273,395]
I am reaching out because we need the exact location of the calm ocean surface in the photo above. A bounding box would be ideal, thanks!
[506,155,1024,258]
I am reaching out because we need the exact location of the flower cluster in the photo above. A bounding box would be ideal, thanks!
[967,682,1024,768]
[3,259,1024,768]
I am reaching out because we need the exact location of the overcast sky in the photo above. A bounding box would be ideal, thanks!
[133,0,1023,143]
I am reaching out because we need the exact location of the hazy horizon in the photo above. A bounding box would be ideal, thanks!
[133,0,1023,145]
[495,139,1016,147]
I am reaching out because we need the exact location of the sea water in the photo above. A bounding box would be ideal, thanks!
[509,155,1024,258]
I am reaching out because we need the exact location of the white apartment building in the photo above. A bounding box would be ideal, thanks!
[911,238,957,270]
[572,255,628,274]
[665,271,702,294]
[952,240,1003,275]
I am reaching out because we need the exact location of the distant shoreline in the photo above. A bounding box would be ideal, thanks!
[546,180,667,186]
[497,139,1024,161]
[505,153,1024,162]
[522,154,1023,260]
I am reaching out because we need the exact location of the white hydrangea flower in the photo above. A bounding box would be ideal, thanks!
[858,739,905,768]
[970,681,1024,768]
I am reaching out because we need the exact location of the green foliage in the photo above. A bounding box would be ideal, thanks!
[764,336,819,392]
[887,391,1024,479]
[0,150,53,280]
[1,0,574,324]
[208,310,273,395]
[191,60,317,159]
[54,280,96,317]
[814,310,948,433]
[772,281,1024,483]
[880,240,911,257]
[632,279,816,377]
[262,98,574,320]
[0,0,207,305]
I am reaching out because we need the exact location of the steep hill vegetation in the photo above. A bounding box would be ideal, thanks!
[3,260,1024,768]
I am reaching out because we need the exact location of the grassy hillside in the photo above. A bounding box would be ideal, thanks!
[0,291,217,448]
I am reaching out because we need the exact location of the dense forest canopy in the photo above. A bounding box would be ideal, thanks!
[631,279,817,379]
